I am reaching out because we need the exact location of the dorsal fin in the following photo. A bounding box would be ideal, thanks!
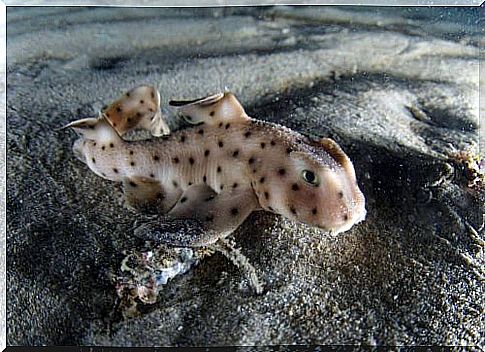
[169,92,250,126]
[102,85,170,137]
[63,116,122,144]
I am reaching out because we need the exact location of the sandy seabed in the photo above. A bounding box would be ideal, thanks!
[6,6,484,347]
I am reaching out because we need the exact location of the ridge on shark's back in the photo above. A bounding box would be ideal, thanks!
[65,87,366,247]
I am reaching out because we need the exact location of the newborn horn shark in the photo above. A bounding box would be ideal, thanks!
[66,89,366,247]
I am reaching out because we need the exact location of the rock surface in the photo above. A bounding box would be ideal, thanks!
[6,6,483,346]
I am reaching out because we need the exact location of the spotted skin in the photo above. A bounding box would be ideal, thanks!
[67,91,366,246]
[101,85,170,137]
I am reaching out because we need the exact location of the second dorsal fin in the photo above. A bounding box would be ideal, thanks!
[102,85,170,137]
[169,92,250,126]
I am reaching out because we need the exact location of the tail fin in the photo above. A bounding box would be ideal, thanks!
[62,115,122,144]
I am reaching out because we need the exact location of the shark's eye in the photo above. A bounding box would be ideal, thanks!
[302,170,319,186]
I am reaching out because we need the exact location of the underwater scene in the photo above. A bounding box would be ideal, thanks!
[6,5,483,347]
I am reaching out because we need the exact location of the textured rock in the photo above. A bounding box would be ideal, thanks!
[6,6,483,346]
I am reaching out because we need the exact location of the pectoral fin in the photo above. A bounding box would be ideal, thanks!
[102,85,170,137]
[169,92,250,127]
[134,184,258,247]
[134,217,210,247]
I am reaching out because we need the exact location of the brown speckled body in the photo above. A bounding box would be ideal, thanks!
[68,91,366,246]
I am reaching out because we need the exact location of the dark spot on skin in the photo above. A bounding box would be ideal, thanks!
[264,192,269,199]
[180,197,187,203]
[136,112,142,118]
[217,166,221,173]
[230,208,239,216]
[253,169,257,174]
[244,131,251,138]
[126,92,130,97]
[290,206,297,215]
[130,150,134,155]
[150,173,155,178]
[173,157,180,164]
[204,150,210,157]
[113,122,117,127]
[110,143,114,148]
[292,183,299,191]
[232,150,239,157]
[248,157,255,164]
[210,111,215,117]
[189,157,195,165]
[91,158,95,163]
[225,123,230,129]
[129,181,137,187]
[270,140,276,146]
[260,177,265,183]
[233,183,238,188]
[343,214,349,221]
[106,113,110,118]
[101,172,106,177]
[148,108,154,112]
[189,182,192,186]
[181,136,186,143]
[198,129,204,135]
[203,175,207,183]
[173,180,178,187]
[153,155,160,161]
[219,122,223,128]
[93,142,97,146]
[116,107,122,112]
[101,146,105,151]
[312,208,318,215]
[131,161,135,166]
[268,206,274,212]
[220,185,224,190]
[338,191,344,199]
[151,91,155,99]
[278,168,286,176]
[140,100,144,104]
[260,142,266,149]
[218,141,223,148]
[113,168,118,173]
[206,215,214,222]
